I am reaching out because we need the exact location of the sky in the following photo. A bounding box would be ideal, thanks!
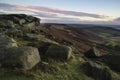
[0,0,120,25]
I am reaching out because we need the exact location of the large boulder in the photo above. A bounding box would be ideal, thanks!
[100,54,120,71]
[45,44,72,60]
[82,61,112,80]
[0,47,40,70]
[84,47,101,58]
[0,35,18,48]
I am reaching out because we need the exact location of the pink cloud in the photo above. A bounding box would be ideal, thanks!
[15,5,108,18]
[1,3,120,25]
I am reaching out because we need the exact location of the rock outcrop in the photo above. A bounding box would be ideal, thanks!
[26,33,58,44]
[45,44,72,60]
[82,61,112,80]
[0,35,18,48]
[0,14,40,36]
[84,47,101,58]
[0,14,41,70]
[100,54,120,71]
[0,47,40,70]
[0,14,40,28]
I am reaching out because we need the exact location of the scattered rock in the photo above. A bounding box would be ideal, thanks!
[45,44,72,60]
[0,47,40,70]
[100,54,120,71]
[0,35,18,48]
[84,47,101,58]
[26,33,58,44]
[82,61,112,80]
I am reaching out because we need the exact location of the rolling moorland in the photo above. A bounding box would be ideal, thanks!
[0,14,120,80]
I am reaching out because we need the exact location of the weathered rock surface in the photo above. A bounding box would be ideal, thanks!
[0,14,40,36]
[26,33,58,44]
[82,61,112,80]
[100,54,120,71]
[0,35,18,48]
[45,44,72,60]
[84,47,101,58]
[0,14,40,37]
[0,14,40,28]
[0,47,40,70]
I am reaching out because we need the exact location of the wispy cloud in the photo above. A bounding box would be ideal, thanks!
[15,4,108,18]
[0,3,119,24]
[26,7,107,18]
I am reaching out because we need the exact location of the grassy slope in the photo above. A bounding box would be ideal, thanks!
[82,27,120,38]
[0,36,93,80]
[82,27,120,47]
[0,52,93,80]
[1,24,120,80]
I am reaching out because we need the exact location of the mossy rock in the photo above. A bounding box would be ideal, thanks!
[45,44,72,60]
[101,54,120,71]
[0,47,40,70]
[0,35,18,48]
[84,47,101,58]
[81,61,112,80]
[0,20,15,28]
[0,14,40,29]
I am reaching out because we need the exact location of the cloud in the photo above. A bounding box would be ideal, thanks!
[0,3,118,24]
[0,3,14,8]
[114,17,120,22]
[15,5,108,18]
[30,7,107,18]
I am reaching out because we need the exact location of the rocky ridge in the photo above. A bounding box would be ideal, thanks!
[0,14,73,70]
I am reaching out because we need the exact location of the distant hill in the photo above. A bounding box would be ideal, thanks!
[66,24,120,30]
